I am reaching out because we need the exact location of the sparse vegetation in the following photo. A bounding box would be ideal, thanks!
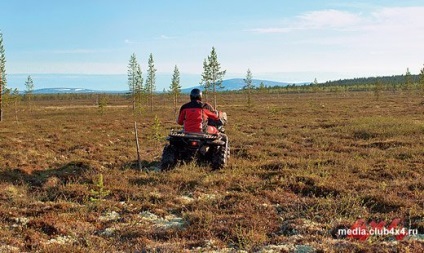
[151,114,163,144]
[97,94,108,115]
[0,91,423,252]
[90,173,110,202]
[374,78,383,100]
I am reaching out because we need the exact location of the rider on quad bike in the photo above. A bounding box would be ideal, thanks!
[160,88,229,170]
[177,88,224,135]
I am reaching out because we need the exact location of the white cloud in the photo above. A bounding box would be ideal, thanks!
[365,6,424,35]
[248,27,295,34]
[249,6,424,52]
[249,9,364,33]
[160,35,170,39]
[371,6,424,24]
[244,6,424,78]
[158,34,176,40]
[357,7,424,52]
[298,9,363,30]
[124,39,136,44]
[249,6,424,35]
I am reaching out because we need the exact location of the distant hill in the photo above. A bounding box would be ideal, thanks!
[33,88,97,94]
[32,88,126,94]
[30,78,301,94]
[181,78,298,93]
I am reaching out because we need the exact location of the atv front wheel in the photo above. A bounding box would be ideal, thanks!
[160,145,177,170]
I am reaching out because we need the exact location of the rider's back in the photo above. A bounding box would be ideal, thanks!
[177,100,219,133]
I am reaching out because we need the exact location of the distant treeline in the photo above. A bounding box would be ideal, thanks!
[8,74,423,102]
[318,74,420,87]
[237,73,423,94]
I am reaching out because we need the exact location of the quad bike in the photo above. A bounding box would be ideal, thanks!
[160,113,229,170]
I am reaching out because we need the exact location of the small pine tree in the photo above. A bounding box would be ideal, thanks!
[90,173,110,202]
[0,30,6,122]
[97,94,108,115]
[207,47,226,108]
[2,88,20,122]
[312,78,319,93]
[25,75,34,111]
[169,65,181,116]
[10,88,20,122]
[151,114,163,144]
[374,79,383,100]
[0,31,5,87]
[258,82,266,91]
[134,63,144,113]
[404,67,412,91]
[200,58,211,102]
[128,53,138,111]
[243,68,254,107]
[419,64,424,96]
[146,53,156,112]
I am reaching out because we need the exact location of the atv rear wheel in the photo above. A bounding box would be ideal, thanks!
[212,141,229,170]
[160,145,177,170]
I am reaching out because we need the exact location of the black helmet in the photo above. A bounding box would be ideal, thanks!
[190,88,202,101]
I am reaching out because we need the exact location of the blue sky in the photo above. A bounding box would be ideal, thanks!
[1,0,424,91]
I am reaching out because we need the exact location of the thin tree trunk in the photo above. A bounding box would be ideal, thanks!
[134,122,142,171]
[150,91,153,112]
[132,98,135,112]
[14,98,18,123]
[28,96,32,113]
[132,86,135,112]
[213,83,217,109]
[173,94,177,116]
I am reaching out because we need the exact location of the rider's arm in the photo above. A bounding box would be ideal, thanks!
[203,102,218,115]
[203,108,219,121]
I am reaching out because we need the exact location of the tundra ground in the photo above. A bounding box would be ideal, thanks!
[0,91,423,252]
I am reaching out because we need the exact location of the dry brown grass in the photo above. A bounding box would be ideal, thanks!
[0,91,423,252]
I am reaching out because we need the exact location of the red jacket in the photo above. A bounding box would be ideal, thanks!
[177,100,219,133]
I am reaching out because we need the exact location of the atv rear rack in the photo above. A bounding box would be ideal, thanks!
[169,130,219,140]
